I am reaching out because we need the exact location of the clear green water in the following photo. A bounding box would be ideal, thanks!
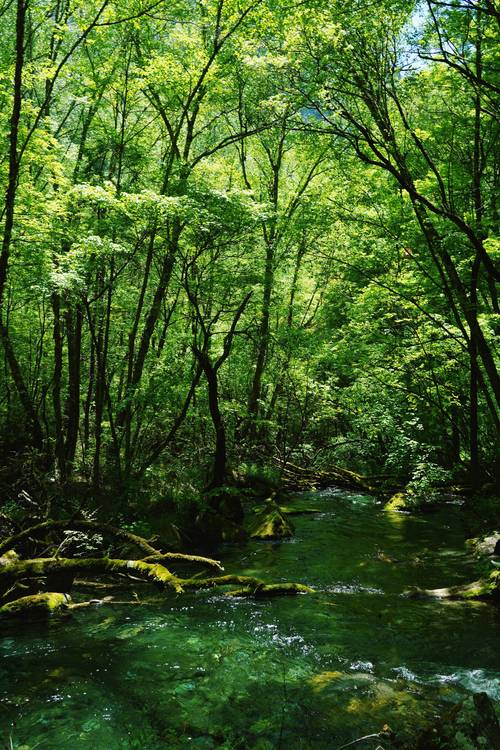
[1,489,499,749]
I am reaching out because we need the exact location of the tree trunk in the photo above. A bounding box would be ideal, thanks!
[64,304,82,467]
[51,293,66,479]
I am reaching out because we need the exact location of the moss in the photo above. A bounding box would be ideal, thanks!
[122,560,184,593]
[0,592,69,618]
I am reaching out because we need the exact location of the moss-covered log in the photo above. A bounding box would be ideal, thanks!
[0,556,314,618]
[0,556,184,594]
[181,574,263,589]
[408,570,500,601]
[226,582,314,597]
[0,518,314,619]
[181,574,313,596]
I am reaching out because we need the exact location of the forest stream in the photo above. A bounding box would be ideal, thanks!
[1,488,499,750]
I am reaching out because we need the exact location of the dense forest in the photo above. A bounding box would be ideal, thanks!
[0,0,498,499]
[0,0,499,748]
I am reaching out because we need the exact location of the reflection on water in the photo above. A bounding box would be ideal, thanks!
[1,489,499,749]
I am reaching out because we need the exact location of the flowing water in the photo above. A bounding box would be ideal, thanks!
[1,489,499,749]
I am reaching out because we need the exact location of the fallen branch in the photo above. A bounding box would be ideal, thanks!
[0,519,161,557]
[142,551,223,571]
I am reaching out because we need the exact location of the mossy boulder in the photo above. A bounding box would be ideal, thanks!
[248,500,294,540]
[411,692,500,749]
[384,492,408,511]
[0,592,69,619]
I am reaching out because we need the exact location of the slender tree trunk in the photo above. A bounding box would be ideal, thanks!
[469,14,483,491]
[92,273,106,489]
[194,348,227,488]
[248,238,274,422]
[64,304,82,467]
[51,293,66,479]
[0,0,43,448]
[0,0,26,310]
[412,201,500,410]
[0,321,43,449]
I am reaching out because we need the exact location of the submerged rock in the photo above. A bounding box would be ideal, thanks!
[411,692,500,749]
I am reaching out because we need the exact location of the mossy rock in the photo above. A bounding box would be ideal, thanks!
[411,692,500,749]
[0,592,69,619]
[384,492,408,511]
[465,531,500,559]
[248,500,294,540]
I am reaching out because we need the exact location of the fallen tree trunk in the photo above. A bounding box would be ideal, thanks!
[407,570,500,601]
[0,519,313,618]
[0,556,185,594]
[277,460,401,495]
